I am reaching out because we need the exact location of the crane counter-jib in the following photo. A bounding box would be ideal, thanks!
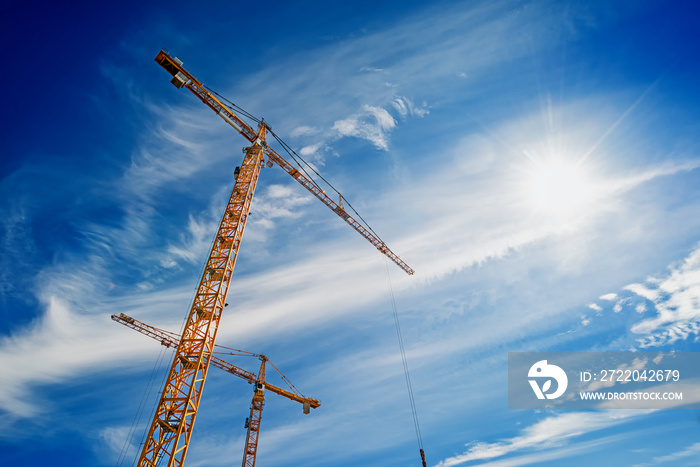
[155,49,260,144]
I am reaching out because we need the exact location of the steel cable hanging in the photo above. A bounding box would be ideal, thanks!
[385,259,426,466]
[115,344,171,467]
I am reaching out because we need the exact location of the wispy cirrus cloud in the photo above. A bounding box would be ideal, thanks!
[246,183,314,244]
[629,245,700,347]
[332,105,396,150]
[0,295,155,421]
[435,411,646,466]
[392,96,429,119]
[290,94,425,158]
[632,441,700,467]
[0,203,37,304]
[585,241,700,348]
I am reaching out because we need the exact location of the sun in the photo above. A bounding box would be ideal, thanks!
[525,160,594,215]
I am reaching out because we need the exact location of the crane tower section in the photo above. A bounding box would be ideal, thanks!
[137,140,266,467]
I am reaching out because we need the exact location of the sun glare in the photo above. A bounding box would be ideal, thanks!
[526,160,593,214]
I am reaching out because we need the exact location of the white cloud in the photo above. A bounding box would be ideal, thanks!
[246,183,314,244]
[435,436,628,467]
[624,283,660,302]
[332,105,396,150]
[0,296,161,419]
[574,243,700,348]
[120,103,231,202]
[588,303,603,312]
[648,441,700,465]
[435,411,644,466]
[0,96,242,422]
[624,244,700,344]
[359,66,384,72]
[300,143,323,157]
[99,425,139,465]
[0,203,37,300]
[392,96,429,119]
[161,259,178,268]
[290,125,320,137]
[365,105,396,130]
[167,213,219,265]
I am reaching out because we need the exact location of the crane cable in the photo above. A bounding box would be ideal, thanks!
[385,259,426,466]
[115,343,171,466]
[268,129,385,241]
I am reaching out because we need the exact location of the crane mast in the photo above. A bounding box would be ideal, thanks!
[133,50,414,467]
[136,139,266,467]
[243,357,266,467]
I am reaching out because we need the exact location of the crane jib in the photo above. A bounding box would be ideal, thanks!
[154,48,413,276]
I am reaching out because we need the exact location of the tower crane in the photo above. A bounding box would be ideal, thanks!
[111,313,318,467]
[125,49,414,467]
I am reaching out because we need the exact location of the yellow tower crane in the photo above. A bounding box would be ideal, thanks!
[111,313,318,466]
[126,49,414,467]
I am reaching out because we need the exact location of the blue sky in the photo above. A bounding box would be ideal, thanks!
[2,0,700,466]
